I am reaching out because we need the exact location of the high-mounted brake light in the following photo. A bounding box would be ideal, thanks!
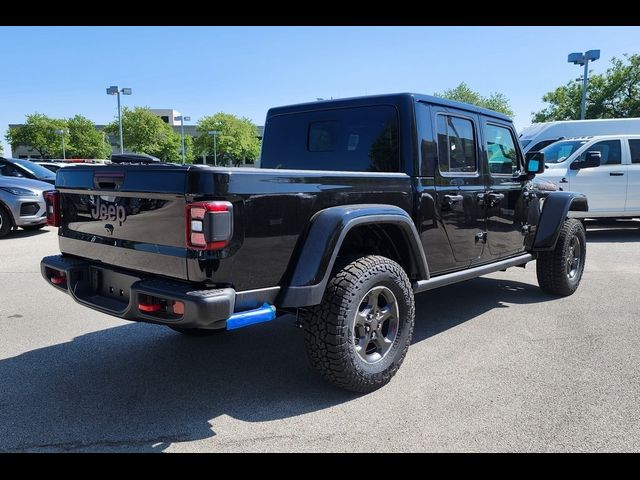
[186,201,233,250]
[44,190,61,227]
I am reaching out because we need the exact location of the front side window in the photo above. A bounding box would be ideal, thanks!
[485,124,519,175]
[436,115,477,174]
[577,140,622,165]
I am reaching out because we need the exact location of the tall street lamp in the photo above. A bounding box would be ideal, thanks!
[175,115,191,164]
[208,130,221,166]
[106,85,132,153]
[568,50,600,120]
[55,129,68,160]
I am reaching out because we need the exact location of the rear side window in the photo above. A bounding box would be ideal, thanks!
[578,140,622,165]
[629,139,640,163]
[261,105,399,172]
[436,115,477,174]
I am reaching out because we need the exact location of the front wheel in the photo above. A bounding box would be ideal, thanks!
[301,255,415,393]
[536,218,586,296]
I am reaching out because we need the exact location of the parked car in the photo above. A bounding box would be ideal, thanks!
[535,134,640,219]
[41,93,587,393]
[0,157,56,184]
[32,162,65,173]
[520,118,640,154]
[0,176,51,238]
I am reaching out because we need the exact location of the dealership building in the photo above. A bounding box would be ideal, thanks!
[8,109,263,164]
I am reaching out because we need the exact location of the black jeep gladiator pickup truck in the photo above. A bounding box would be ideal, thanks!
[41,93,588,393]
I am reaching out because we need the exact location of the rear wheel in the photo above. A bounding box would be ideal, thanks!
[536,218,586,296]
[301,255,415,393]
[168,326,225,337]
[21,224,46,231]
[0,207,13,238]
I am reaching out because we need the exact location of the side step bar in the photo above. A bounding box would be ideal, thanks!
[413,254,534,294]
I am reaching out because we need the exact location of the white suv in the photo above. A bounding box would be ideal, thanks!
[536,134,640,219]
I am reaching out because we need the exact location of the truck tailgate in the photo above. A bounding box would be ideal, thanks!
[56,165,190,280]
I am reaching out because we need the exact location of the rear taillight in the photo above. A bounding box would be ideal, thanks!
[185,201,233,250]
[44,190,61,227]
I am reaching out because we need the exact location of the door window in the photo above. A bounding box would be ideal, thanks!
[436,115,477,174]
[629,139,640,163]
[485,124,519,175]
[577,140,622,165]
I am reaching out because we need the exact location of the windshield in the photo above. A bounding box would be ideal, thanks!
[12,159,56,178]
[540,140,589,164]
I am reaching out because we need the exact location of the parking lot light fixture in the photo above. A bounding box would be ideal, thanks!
[175,115,191,164]
[55,129,68,160]
[106,85,133,153]
[568,50,600,120]
[208,130,221,166]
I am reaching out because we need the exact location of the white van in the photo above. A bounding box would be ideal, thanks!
[520,118,640,153]
[535,134,640,218]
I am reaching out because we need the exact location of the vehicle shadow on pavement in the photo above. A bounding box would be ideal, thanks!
[412,276,552,343]
[0,277,550,453]
[5,228,50,239]
[586,228,640,243]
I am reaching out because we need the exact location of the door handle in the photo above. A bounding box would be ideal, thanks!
[443,194,463,204]
[610,172,625,176]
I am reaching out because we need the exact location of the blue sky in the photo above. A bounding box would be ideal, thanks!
[1,26,639,154]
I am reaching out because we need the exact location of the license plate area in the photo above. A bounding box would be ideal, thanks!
[90,266,141,303]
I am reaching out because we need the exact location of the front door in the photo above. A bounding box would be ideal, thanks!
[433,108,486,270]
[482,121,529,259]
[569,139,627,215]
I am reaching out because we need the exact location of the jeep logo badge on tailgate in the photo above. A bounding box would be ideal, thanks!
[91,197,127,226]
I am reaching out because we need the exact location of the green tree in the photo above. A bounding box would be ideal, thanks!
[194,113,261,166]
[5,113,67,159]
[434,82,514,117]
[66,115,111,159]
[532,54,640,122]
[105,107,182,162]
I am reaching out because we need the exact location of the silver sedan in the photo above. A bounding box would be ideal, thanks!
[0,176,53,238]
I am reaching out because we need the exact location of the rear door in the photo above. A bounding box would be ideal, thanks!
[432,107,486,270]
[625,138,640,214]
[568,139,627,215]
[57,165,191,279]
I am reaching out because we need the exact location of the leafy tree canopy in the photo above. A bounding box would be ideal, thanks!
[194,113,261,166]
[434,82,514,117]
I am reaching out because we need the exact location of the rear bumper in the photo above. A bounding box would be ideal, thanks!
[41,255,236,330]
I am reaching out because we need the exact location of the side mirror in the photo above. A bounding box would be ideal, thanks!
[570,150,601,170]
[524,151,545,174]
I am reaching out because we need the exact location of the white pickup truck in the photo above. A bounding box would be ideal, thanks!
[536,135,640,219]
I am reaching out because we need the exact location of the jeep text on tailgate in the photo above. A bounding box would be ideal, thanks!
[41,93,588,393]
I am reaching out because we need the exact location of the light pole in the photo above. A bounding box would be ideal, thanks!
[106,85,132,153]
[568,50,600,120]
[55,129,68,160]
[208,130,221,166]
[175,115,191,164]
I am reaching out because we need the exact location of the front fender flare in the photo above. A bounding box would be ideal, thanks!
[532,191,588,251]
[280,204,429,307]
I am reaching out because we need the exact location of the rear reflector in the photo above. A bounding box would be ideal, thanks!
[172,301,185,315]
[186,201,233,250]
[138,302,162,312]
[44,190,61,227]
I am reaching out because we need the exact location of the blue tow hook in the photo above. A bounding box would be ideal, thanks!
[226,304,277,330]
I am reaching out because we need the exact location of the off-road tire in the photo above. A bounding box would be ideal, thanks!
[0,206,12,239]
[168,326,225,337]
[536,218,586,296]
[301,255,415,393]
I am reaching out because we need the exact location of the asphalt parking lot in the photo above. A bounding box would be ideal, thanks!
[1,222,640,452]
